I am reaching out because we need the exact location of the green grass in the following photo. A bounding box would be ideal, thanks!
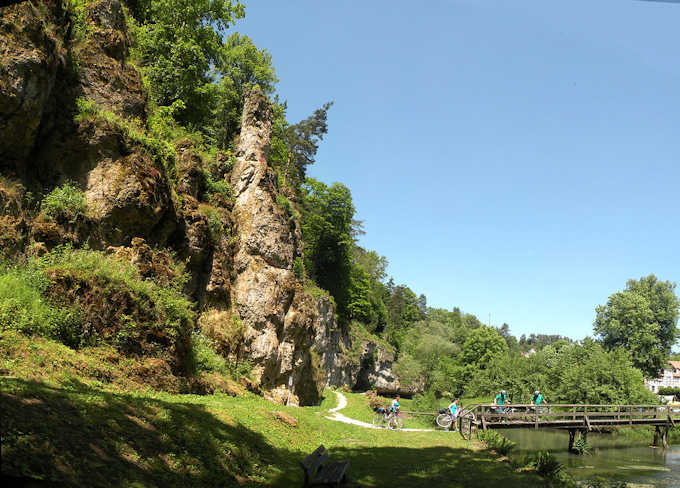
[0,335,548,487]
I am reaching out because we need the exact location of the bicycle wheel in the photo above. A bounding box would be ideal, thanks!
[436,413,452,429]
[458,411,477,440]
[372,412,384,427]
[389,415,404,430]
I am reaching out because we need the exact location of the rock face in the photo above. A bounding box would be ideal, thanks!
[0,0,405,405]
[230,88,325,405]
[0,0,64,173]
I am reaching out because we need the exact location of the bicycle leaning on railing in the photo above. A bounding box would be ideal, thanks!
[372,407,405,430]
[436,408,477,438]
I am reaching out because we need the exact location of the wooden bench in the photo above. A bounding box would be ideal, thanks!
[300,445,350,487]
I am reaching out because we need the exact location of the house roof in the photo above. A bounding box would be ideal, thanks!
[669,360,680,370]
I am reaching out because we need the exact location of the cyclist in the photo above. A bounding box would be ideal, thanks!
[494,390,508,414]
[390,395,401,414]
[447,398,458,431]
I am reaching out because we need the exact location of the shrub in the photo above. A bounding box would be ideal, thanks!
[40,182,87,222]
[412,390,440,412]
[0,265,82,346]
[366,389,385,411]
[573,434,590,455]
[524,451,564,479]
[205,176,232,206]
[1,247,194,357]
[658,387,680,398]
[190,331,228,374]
[477,430,516,456]
[293,257,305,280]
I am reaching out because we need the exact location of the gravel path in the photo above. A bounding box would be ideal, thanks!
[325,391,438,432]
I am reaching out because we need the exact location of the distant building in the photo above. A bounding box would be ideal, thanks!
[520,348,536,357]
[646,361,680,393]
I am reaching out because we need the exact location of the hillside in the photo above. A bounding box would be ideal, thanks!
[1,330,545,487]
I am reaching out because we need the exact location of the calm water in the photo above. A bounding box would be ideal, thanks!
[502,429,679,487]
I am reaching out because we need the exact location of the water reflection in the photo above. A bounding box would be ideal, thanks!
[501,429,679,486]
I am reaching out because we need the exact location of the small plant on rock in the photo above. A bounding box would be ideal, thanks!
[40,182,87,222]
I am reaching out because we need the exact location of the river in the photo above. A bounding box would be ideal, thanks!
[501,428,679,487]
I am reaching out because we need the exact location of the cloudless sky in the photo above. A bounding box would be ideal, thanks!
[235,0,680,343]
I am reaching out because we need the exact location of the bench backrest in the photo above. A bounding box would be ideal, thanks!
[301,445,328,484]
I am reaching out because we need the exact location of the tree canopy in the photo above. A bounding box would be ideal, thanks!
[594,275,679,378]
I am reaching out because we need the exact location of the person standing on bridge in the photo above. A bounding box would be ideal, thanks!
[533,390,546,414]
[494,390,507,414]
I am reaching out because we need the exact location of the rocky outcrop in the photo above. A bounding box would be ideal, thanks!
[0,0,404,404]
[0,0,65,173]
[229,88,321,405]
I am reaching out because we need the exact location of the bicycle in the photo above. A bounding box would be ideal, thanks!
[388,410,404,430]
[372,407,389,428]
[457,408,478,440]
[436,409,457,430]
[372,408,404,430]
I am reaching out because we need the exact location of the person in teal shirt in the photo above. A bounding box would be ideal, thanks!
[494,390,507,414]
[390,395,400,413]
[447,399,458,430]
[533,390,545,413]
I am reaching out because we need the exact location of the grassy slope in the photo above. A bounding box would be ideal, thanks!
[1,332,545,487]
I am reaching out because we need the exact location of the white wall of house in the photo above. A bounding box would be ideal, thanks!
[646,361,680,392]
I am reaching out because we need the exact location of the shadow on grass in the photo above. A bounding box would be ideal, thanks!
[270,445,544,488]
[1,378,543,488]
[1,378,277,487]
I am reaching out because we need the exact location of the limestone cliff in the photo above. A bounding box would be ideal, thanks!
[0,0,404,405]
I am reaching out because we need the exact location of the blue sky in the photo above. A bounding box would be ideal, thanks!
[235,0,680,342]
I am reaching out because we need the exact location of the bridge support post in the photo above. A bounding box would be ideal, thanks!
[568,429,576,453]
[653,425,669,448]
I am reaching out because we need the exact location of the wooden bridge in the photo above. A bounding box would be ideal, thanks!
[457,403,679,451]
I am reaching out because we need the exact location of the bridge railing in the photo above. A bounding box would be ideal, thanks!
[466,403,679,427]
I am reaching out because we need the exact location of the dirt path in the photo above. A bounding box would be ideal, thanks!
[325,391,437,432]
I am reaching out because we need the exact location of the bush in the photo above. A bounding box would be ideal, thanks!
[477,430,516,456]
[658,387,680,398]
[0,265,82,346]
[573,434,590,455]
[1,247,194,357]
[293,257,305,280]
[412,390,440,412]
[205,174,232,206]
[190,331,228,374]
[365,389,385,411]
[40,182,87,222]
[524,451,564,479]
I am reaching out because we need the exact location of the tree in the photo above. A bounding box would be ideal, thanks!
[301,179,355,320]
[594,275,679,377]
[211,33,278,147]
[459,325,508,377]
[272,102,333,188]
[132,0,246,128]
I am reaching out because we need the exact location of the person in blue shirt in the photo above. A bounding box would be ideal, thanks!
[447,399,458,431]
[390,395,400,413]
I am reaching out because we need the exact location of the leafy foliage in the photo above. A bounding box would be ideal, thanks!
[0,247,194,358]
[524,451,564,479]
[40,182,87,222]
[270,102,333,188]
[477,430,516,456]
[301,178,355,319]
[594,275,679,378]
